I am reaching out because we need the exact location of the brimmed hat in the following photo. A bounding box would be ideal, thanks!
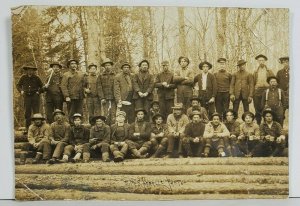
[88,63,97,69]
[121,62,131,68]
[116,111,126,117]
[178,56,190,65]
[53,109,65,117]
[22,65,37,71]
[255,54,268,61]
[67,59,79,67]
[223,109,237,120]
[161,60,169,66]
[152,113,164,122]
[73,113,83,119]
[210,112,222,120]
[190,96,201,102]
[151,100,159,107]
[172,103,184,110]
[138,59,150,67]
[101,58,114,67]
[267,76,279,84]
[31,113,45,120]
[217,58,227,63]
[189,110,202,118]
[279,56,289,63]
[135,108,147,115]
[241,111,255,121]
[50,62,62,69]
[237,59,247,67]
[91,115,106,123]
[199,61,212,70]
[262,108,276,118]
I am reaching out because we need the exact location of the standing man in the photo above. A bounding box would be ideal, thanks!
[276,56,289,119]
[16,65,43,128]
[154,60,176,118]
[230,60,254,117]
[43,62,64,123]
[194,61,217,118]
[214,58,231,117]
[132,60,155,119]
[97,58,116,124]
[253,54,274,125]
[174,56,194,112]
[61,59,86,123]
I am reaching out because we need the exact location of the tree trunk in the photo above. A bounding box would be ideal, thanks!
[178,7,187,56]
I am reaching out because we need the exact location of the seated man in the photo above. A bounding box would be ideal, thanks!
[186,96,209,123]
[237,111,260,157]
[61,113,90,163]
[110,111,130,162]
[90,115,111,162]
[126,109,152,158]
[25,113,52,164]
[47,109,71,164]
[150,113,168,158]
[166,103,189,158]
[149,100,161,122]
[203,112,229,157]
[181,111,206,157]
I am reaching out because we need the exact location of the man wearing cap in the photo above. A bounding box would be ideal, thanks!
[186,96,209,123]
[276,56,289,117]
[97,58,116,124]
[150,113,169,158]
[114,62,135,123]
[261,76,286,125]
[166,103,189,158]
[149,100,161,122]
[132,60,155,120]
[85,63,101,121]
[154,60,176,118]
[62,113,90,163]
[194,61,217,118]
[47,109,71,164]
[16,65,43,128]
[181,111,206,157]
[253,54,275,125]
[110,111,130,162]
[26,113,51,164]
[42,62,64,123]
[230,60,254,117]
[89,115,111,162]
[214,58,232,116]
[61,59,86,123]
[174,56,194,112]
[126,109,152,158]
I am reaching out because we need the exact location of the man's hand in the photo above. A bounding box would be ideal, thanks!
[248,97,253,104]
[193,137,200,143]
[230,95,235,102]
[143,92,149,97]
[44,83,49,88]
[85,88,91,94]
[238,135,244,140]
[270,136,275,142]
[33,143,39,148]
[66,97,71,102]
[133,133,140,137]
[91,145,98,150]
[138,92,144,97]
[101,99,107,104]
[21,91,24,95]
[208,97,215,104]
[162,82,168,87]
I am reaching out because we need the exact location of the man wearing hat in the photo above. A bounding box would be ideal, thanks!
[26,113,51,164]
[110,111,130,162]
[97,58,117,124]
[186,96,209,123]
[61,59,86,123]
[253,54,275,125]
[114,61,135,123]
[194,61,217,118]
[214,58,232,116]
[63,113,90,163]
[261,76,286,125]
[132,60,155,120]
[181,111,206,157]
[89,115,111,162]
[174,56,194,112]
[154,60,176,118]
[43,62,64,123]
[166,103,189,158]
[230,60,254,117]
[149,100,161,122]
[126,108,152,158]
[16,65,43,128]
[150,113,169,158]
[203,112,229,157]
[84,63,101,120]
[47,109,71,164]
[276,56,289,116]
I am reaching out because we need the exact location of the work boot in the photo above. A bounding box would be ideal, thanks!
[131,149,142,158]
[19,152,27,165]
[151,145,164,158]
[59,155,69,163]
[113,151,124,162]
[71,153,82,163]
[47,158,56,164]
[102,152,110,162]
[83,152,90,163]
[32,152,43,164]
[138,147,148,155]
[218,148,226,157]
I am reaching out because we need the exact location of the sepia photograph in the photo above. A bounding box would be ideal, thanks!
[12,5,289,200]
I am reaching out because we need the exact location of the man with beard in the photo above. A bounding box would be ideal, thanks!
[154,60,176,118]
[110,111,130,162]
[166,103,189,158]
[47,109,71,164]
[97,58,116,124]
[174,56,194,112]
[16,65,43,129]
[61,59,85,123]
[214,58,231,117]
[132,60,155,120]
[114,62,135,123]
[89,115,111,162]
[261,76,286,126]
[253,54,275,124]
[126,109,152,158]
[181,111,206,157]
[150,113,168,158]
[186,96,209,123]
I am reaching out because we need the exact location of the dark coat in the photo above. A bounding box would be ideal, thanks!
[69,125,90,145]
[155,71,176,100]
[276,68,289,92]
[253,68,274,88]
[230,70,254,99]
[183,122,206,138]
[194,72,217,98]
[132,72,154,100]
[114,73,134,102]
[97,71,115,100]
[89,124,111,144]
[110,123,130,143]
[16,74,43,95]
[61,70,86,99]
[128,121,152,143]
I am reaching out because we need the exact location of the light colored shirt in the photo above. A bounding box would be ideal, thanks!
[166,113,189,134]
[202,73,208,90]
[255,67,269,88]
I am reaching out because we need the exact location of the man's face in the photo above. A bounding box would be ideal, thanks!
[95,119,104,127]
[69,61,78,70]
[52,65,61,73]
[116,115,125,123]
[264,113,273,122]
[152,104,159,111]
[218,61,226,71]
[34,119,42,126]
[239,64,246,71]
[257,58,266,67]
[173,109,182,116]
[122,65,130,74]
[269,79,278,87]
[140,62,149,72]
[191,100,199,108]
[192,115,201,123]
[225,112,234,122]
[212,116,220,126]
[88,66,97,75]
[202,64,209,73]
[27,69,35,76]
[155,117,163,125]
[73,118,81,126]
[54,113,63,122]
[104,63,113,71]
[282,60,289,67]
[180,59,188,68]
[244,115,253,124]
[136,111,145,121]
[162,64,169,72]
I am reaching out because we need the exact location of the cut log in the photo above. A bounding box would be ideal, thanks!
[15,131,28,142]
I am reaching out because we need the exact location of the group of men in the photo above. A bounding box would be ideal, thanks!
[16,54,289,164]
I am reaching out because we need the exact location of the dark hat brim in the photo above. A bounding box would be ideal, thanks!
[267,76,279,84]
[101,61,114,67]
[217,58,227,63]
[237,61,247,66]
[151,101,159,106]
[262,109,276,118]
[121,63,131,68]
[50,63,63,69]
[88,64,98,69]
[23,66,37,71]
[199,62,213,70]
[279,57,289,63]
[255,54,268,61]
[210,113,222,120]
[53,110,65,116]
[91,115,107,123]
[178,56,190,65]
[135,109,147,115]
[31,117,45,120]
[152,113,165,122]
[190,97,201,102]
[241,112,255,121]
[138,60,150,67]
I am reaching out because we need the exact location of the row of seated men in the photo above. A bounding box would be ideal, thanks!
[17,99,288,165]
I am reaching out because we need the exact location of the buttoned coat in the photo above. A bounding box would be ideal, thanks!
[132,72,154,100]
[230,70,254,99]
